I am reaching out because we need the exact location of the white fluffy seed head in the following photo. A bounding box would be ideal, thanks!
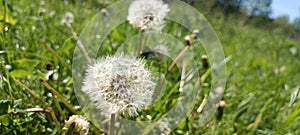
[127,0,170,31]
[64,115,89,135]
[61,12,74,25]
[82,54,156,117]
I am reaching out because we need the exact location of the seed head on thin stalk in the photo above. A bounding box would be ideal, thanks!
[61,12,74,25]
[82,54,156,117]
[127,0,170,31]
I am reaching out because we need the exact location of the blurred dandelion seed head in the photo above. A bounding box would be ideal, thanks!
[127,0,169,31]
[64,115,89,135]
[82,54,156,117]
[61,12,74,25]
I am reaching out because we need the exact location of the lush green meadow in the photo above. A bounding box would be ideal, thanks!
[1,0,300,134]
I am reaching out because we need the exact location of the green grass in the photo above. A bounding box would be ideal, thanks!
[1,0,300,134]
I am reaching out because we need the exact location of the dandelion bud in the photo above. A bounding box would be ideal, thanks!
[184,35,192,46]
[219,100,226,108]
[184,31,198,46]
[100,8,108,17]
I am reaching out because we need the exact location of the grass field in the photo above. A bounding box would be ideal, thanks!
[1,0,300,134]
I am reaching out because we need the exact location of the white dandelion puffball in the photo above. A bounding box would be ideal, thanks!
[82,54,156,117]
[64,115,89,135]
[127,0,170,31]
[61,12,74,25]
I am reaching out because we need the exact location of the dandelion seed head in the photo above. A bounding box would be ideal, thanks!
[82,54,155,117]
[127,0,169,31]
[64,115,89,135]
[61,12,74,25]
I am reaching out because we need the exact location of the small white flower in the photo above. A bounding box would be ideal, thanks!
[127,0,170,31]
[82,54,156,117]
[61,12,74,25]
[64,115,89,135]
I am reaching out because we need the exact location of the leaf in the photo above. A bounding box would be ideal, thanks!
[176,118,189,131]
[0,114,10,126]
[9,59,40,77]
[0,4,17,33]
[0,100,10,115]
[276,108,300,134]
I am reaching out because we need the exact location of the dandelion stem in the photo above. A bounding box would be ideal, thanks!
[179,61,187,92]
[152,46,190,103]
[196,95,208,113]
[167,46,190,73]
[145,69,195,134]
[52,93,66,120]
[49,108,61,133]
[200,68,211,84]
[39,78,78,114]
[12,77,40,99]
[159,68,195,108]
[66,23,92,64]
[110,113,116,135]
[1,63,14,100]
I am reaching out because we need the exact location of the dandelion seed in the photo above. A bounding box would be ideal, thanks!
[82,54,156,117]
[64,115,89,135]
[127,0,169,31]
[61,12,74,25]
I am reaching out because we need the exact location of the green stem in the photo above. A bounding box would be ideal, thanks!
[110,113,115,135]
[52,94,66,120]
[49,108,61,133]
[12,77,40,99]
[167,46,190,73]
[158,68,195,108]
[39,78,78,114]
[44,43,72,74]
[200,68,211,84]
[152,46,190,103]
[1,63,14,100]
[144,69,195,134]
[66,23,92,64]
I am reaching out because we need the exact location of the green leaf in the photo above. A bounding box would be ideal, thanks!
[0,114,10,126]
[9,59,40,77]
[177,118,189,131]
[276,101,300,133]
[0,100,10,115]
